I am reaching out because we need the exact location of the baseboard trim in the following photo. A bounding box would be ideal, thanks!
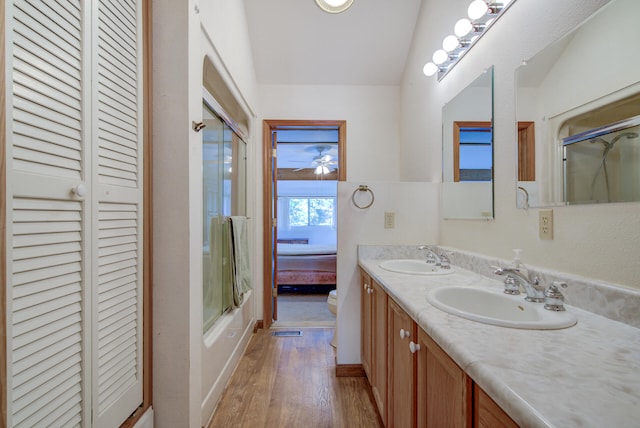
[335,364,365,377]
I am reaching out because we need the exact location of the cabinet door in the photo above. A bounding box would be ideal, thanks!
[417,328,472,428]
[474,384,519,428]
[361,269,372,378]
[370,279,387,424]
[388,299,415,428]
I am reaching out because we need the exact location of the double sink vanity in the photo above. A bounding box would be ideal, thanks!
[358,245,640,427]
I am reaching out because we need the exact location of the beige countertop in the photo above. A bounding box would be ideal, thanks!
[359,258,640,428]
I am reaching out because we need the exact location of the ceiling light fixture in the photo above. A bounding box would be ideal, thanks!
[423,0,516,81]
[315,0,354,14]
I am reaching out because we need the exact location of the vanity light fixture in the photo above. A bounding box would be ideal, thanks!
[423,0,516,80]
[315,0,354,14]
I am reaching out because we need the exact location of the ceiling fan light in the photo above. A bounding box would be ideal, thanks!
[315,0,354,13]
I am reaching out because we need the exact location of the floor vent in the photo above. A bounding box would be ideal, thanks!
[272,330,303,337]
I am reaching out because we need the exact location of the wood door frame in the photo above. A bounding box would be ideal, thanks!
[261,119,346,329]
[517,121,535,181]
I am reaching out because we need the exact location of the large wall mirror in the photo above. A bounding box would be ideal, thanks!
[515,0,640,208]
[442,67,494,219]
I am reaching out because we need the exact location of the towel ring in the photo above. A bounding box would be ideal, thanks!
[352,185,375,209]
[517,186,529,209]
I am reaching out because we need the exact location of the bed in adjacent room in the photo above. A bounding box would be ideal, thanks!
[276,240,336,288]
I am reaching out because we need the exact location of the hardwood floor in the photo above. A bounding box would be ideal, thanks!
[208,328,383,428]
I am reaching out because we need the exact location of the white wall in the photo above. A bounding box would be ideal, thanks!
[152,1,259,427]
[401,0,640,288]
[337,182,440,363]
[258,85,402,182]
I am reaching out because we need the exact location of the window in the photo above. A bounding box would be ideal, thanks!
[454,121,493,182]
[288,197,335,227]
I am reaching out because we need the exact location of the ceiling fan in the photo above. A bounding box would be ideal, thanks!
[293,145,337,174]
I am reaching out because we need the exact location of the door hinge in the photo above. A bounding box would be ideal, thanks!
[272,218,277,228]
[272,287,278,297]
[272,148,277,158]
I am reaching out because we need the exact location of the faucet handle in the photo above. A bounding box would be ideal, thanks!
[503,275,520,295]
[544,281,567,311]
[439,253,451,269]
[425,252,438,265]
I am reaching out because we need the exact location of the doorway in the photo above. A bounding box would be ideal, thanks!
[262,120,346,329]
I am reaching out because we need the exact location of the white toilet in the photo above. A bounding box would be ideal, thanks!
[327,289,337,347]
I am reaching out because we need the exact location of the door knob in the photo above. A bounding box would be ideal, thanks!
[72,183,87,198]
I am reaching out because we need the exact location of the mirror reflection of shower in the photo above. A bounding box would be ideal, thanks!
[563,116,640,204]
[589,132,639,201]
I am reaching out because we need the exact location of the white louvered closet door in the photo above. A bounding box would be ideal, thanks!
[92,0,144,426]
[5,1,144,427]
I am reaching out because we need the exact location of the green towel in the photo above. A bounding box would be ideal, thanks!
[230,216,253,307]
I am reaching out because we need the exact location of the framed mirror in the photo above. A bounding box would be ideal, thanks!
[442,67,494,219]
[515,0,640,208]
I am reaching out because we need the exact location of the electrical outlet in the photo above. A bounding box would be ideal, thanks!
[384,212,395,229]
[539,209,553,240]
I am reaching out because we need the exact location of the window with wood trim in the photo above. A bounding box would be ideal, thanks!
[453,121,493,182]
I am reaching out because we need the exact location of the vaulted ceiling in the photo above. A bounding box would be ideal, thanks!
[243,0,423,86]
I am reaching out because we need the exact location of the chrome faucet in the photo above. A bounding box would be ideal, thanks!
[417,245,441,266]
[494,267,545,303]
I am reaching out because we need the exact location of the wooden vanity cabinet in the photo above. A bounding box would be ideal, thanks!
[387,298,416,427]
[417,327,472,427]
[474,384,518,428]
[360,269,518,428]
[361,270,388,424]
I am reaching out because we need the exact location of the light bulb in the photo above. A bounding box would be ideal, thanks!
[315,0,354,13]
[442,35,460,52]
[468,0,488,20]
[454,18,473,38]
[315,165,323,175]
[432,49,449,65]
[423,62,438,77]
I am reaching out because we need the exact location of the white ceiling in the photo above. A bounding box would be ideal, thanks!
[243,0,423,86]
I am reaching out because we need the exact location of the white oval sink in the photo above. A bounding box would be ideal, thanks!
[379,259,454,275]
[427,287,577,330]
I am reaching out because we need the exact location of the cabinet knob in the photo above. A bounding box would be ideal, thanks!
[399,329,410,339]
[409,341,421,353]
[363,283,369,291]
[367,288,373,295]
